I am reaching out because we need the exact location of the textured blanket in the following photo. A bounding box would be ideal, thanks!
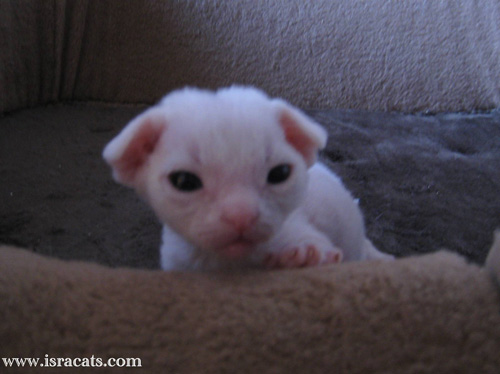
[1,104,499,267]
[1,243,500,373]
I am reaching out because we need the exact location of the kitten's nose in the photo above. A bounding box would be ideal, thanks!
[221,204,260,234]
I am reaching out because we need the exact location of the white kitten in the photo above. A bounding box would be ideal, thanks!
[103,86,392,271]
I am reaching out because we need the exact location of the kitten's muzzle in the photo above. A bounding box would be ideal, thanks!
[220,204,260,235]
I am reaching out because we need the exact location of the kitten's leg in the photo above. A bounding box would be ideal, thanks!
[160,225,198,271]
[260,213,343,269]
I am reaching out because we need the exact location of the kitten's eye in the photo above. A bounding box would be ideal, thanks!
[168,171,203,192]
[267,164,292,184]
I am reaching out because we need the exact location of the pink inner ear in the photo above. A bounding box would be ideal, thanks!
[116,122,163,183]
[279,112,315,164]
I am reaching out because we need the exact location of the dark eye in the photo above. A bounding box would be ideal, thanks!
[168,171,203,192]
[267,164,292,184]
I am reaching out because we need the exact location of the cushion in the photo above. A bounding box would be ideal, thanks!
[1,244,500,372]
[2,0,500,113]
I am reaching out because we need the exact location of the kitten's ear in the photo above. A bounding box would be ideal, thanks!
[103,108,167,186]
[274,100,328,166]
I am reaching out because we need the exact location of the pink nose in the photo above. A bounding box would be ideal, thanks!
[221,206,259,234]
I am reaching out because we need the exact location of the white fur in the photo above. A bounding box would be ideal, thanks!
[103,86,392,271]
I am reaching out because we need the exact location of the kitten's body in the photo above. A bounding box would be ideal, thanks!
[160,163,388,271]
[103,86,392,271]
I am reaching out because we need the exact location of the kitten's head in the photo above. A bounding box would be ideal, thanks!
[103,86,327,260]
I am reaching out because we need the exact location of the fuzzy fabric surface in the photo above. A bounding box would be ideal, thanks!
[2,0,500,113]
[1,103,499,268]
[1,244,500,373]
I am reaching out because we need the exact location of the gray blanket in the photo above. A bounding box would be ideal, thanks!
[1,103,498,267]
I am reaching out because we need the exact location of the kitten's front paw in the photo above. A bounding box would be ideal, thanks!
[263,244,342,269]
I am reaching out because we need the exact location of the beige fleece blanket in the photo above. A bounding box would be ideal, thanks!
[1,0,500,113]
[1,242,500,373]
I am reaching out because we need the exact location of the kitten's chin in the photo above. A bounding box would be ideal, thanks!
[216,241,256,260]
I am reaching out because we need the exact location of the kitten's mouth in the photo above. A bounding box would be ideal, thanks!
[218,239,256,259]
